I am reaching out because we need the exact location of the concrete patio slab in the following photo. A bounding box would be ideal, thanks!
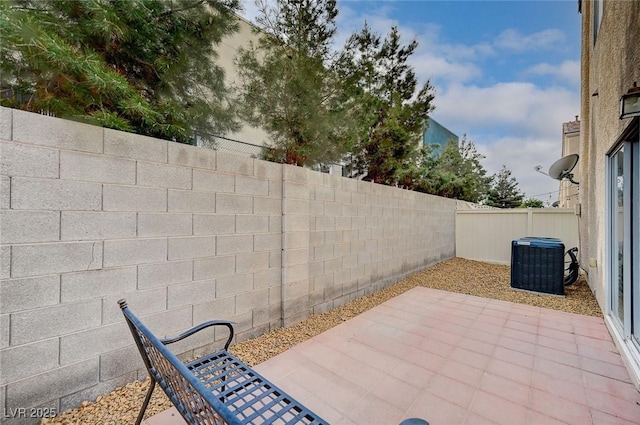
[143,287,640,425]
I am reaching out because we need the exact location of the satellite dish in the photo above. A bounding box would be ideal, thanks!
[549,154,579,184]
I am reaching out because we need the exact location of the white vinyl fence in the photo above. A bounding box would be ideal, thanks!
[455,208,580,265]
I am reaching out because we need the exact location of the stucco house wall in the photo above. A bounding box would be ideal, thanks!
[579,0,640,386]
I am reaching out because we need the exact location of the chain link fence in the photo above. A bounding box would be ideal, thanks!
[197,133,274,159]
[198,133,345,176]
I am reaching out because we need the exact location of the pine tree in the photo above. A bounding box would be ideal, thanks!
[1,0,240,144]
[236,0,353,166]
[343,24,435,185]
[413,136,491,203]
[486,165,524,208]
[520,198,544,208]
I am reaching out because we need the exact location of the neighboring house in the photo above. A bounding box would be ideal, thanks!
[579,0,640,387]
[208,15,271,151]
[558,116,581,208]
[423,116,459,155]
[217,16,453,178]
[214,15,344,176]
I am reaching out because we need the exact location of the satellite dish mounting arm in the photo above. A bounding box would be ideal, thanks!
[563,172,579,185]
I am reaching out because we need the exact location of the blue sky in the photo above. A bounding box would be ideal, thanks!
[241,0,582,203]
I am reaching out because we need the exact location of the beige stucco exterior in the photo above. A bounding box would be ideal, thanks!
[558,117,581,208]
[579,0,640,386]
[218,16,271,146]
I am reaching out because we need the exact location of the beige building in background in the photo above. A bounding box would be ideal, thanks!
[214,16,345,174]
[558,116,581,208]
[579,0,640,386]
[214,16,271,148]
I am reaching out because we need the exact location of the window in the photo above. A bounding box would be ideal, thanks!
[593,0,604,44]
[607,119,639,349]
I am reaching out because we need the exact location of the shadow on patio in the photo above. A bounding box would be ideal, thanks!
[144,287,640,425]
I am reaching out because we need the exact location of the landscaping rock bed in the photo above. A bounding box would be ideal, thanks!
[42,257,601,425]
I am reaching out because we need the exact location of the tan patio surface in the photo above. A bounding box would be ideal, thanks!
[143,287,640,425]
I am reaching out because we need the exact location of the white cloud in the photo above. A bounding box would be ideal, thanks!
[434,82,579,137]
[475,136,564,202]
[238,0,579,202]
[410,52,481,84]
[408,28,493,85]
[412,23,495,62]
[334,4,403,49]
[526,60,580,87]
[445,42,495,62]
[432,81,579,201]
[494,28,566,52]
[239,0,265,23]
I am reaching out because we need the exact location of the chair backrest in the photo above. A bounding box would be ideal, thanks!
[119,299,243,425]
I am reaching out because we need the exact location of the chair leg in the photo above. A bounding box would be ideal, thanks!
[135,379,156,425]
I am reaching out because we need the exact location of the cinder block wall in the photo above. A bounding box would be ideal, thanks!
[0,107,456,422]
[307,173,455,317]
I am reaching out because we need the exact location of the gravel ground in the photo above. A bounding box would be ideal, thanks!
[42,257,601,425]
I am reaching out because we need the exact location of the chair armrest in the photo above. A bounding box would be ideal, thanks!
[161,320,235,350]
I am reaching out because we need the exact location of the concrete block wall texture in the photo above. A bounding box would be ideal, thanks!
[308,174,456,316]
[0,107,456,423]
[0,107,283,424]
